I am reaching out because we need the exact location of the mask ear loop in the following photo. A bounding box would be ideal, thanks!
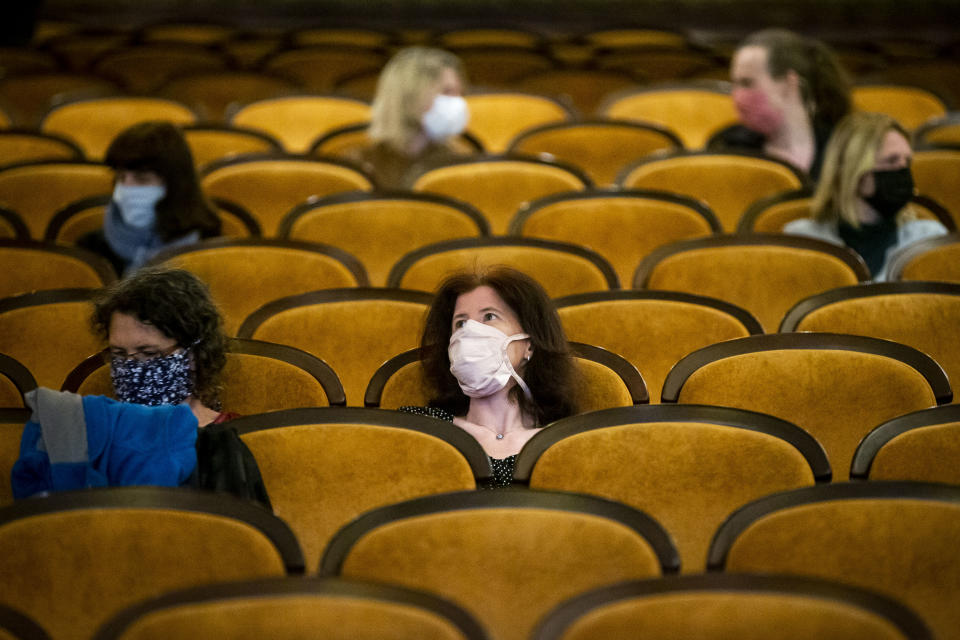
[502,334,533,401]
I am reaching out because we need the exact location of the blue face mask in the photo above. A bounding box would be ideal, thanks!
[113,183,166,229]
[111,349,192,406]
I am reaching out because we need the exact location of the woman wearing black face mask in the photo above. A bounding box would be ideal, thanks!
[783,112,948,280]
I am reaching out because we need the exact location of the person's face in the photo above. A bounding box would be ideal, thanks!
[858,129,912,198]
[452,285,532,369]
[108,312,178,361]
[114,169,165,187]
[421,66,464,114]
[731,46,794,129]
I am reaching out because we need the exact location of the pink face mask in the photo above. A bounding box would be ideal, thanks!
[732,87,785,136]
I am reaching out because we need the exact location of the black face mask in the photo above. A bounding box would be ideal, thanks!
[865,167,914,221]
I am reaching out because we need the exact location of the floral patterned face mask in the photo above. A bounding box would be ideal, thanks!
[111,349,192,406]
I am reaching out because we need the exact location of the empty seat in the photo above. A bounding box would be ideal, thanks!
[229,95,371,153]
[0,239,116,298]
[512,68,642,117]
[91,43,229,93]
[888,233,960,282]
[180,125,283,169]
[464,92,573,152]
[0,72,122,128]
[912,149,960,230]
[852,84,948,131]
[0,408,31,506]
[160,71,301,123]
[261,46,387,94]
[0,129,83,165]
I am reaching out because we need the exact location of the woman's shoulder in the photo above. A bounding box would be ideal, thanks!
[783,217,843,243]
[398,405,455,422]
[898,217,949,245]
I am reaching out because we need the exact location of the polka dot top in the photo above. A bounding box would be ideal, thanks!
[399,405,515,489]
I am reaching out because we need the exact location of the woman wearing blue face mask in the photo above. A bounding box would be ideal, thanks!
[351,46,471,189]
[79,121,221,275]
[783,112,948,280]
[401,267,579,488]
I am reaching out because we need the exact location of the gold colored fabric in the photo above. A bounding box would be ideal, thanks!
[0,421,25,506]
[261,51,385,94]
[747,197,812,233]
[41,98,197,160]
[286,199,483,286]
[162,73,295,125]
[510,124,678,185]
[870,422,960,483]
[219,353,333,413]
[241,423,476,572]
[182,128,279,169]
[0,301,103,388]
[725,499,960,640]
[559,591,910,640]
[559,299,751,402]
[75,365,113,396]
[644,245,860,331]
[396,246,610,298]
[201,160,373,235]
[413,161,585,234]
[601,90,739,149]
[92,48,227,94]
[0,247,109,299]
[851,86,947,131]
[247,299,427,405]
[0,508,287,640]
[47,202,103,244]
[513,71,640,119]
[530,423,814,572]
[912,150,960,232]
[230,97,371,153]
[796,293,960,404]
[619,155,802,231]
[0,163,113,238]
[341,508,663,640]
[0,134,78,165]
[376,361,431,410]
[112,594,473,640]
[570,358,636,412]
[677,350,937,480]
[519,196,714,286]
[0,376,25,407]
[162,246,362,335]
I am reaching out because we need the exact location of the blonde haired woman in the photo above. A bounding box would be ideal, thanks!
[354,47,470,188]
[784,112,947,280]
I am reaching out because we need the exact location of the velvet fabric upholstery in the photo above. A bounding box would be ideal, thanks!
[330,501,669,640]
[507,122,680,186]
[540,579,921,640]
[40,97,198,160]
[0,243,114,299]
[0,378,24,408]
[0,72,121,129]
[0,131,80,165]
[512,70,641,119]
[411,159,588,234]
[851,85,948,131]
[0,417,27,506]
[0,209,27,239]
[239,422,477,572]
[0,355,35,408]
[160,73,299,125]
[0,294,102,389]
[0,496,293,640]
[44,199,105,244]
[390,242,616,297]
[675,350,937,480]
[373,359,431,410]
[280,194,487,286]
[870,421,960,482]
[240,296,429,405]
[200,157,373,235]
[181,126,282,169]
[570,357,640,411]
[912,149,960,230]
[0,162,113,238]
[151,240,367,335]
[617,153,804,232]
[558,296,757,402]
[788,290,960,404]
[640,243,862,331]
[261,49,386,94]
[457,51,556,90]
[91,46,228,95]
[512,191,716,285]
[737,192,812,233]
[528,422,817,572]
[229,96,371,153]
[599,86,739,149]
[717,491,960,640]
[891,235,960,282]
[463,93,571,153]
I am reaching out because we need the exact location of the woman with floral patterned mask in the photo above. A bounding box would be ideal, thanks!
[400,267,579,488]
[711,29,850,179]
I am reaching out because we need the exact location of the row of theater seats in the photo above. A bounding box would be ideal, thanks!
[0,445,958,639]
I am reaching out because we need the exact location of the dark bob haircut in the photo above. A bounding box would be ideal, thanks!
[105,121,220,242]
[91,266,228,409]
[420,266,578,425]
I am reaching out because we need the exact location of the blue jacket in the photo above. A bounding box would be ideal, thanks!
[11,390,198,499]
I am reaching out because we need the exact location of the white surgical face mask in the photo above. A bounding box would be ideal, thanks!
[421,94,469,141]
[113,183,165,229]
[448,319,531,399]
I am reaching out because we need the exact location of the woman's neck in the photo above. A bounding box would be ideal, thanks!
[188,396,220,427]
[763,107,816,173]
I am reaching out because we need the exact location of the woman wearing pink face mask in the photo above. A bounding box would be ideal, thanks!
[401,267,578,488]
[710,29,851,179]
[352,46,471,189]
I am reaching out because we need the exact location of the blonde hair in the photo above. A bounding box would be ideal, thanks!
[811,112,912,228]
[369,47,465,152]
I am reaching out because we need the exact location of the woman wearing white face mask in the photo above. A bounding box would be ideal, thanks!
[401,267,579,488]
[352,46,471,189]
[709,29,850,180]
[79,121,221,275]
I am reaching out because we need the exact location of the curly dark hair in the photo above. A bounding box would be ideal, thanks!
[105,121,221,242]
[91,266,228,409]
[420,266,578,425]
[741,29,851,131]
